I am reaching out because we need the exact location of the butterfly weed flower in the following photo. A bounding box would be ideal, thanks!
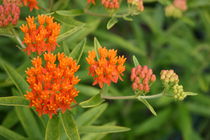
[173,0,187,11]
[86,47,126,88]
[22,0,39,11]
[0,3,20,27]
[20,15,61,55]
[87,0,96,4]
[101,0,120,9]
[25,53,80,118]
[160,70,179,87]
[131,65,156,93]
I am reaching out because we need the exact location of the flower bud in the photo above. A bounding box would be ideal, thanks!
[173,84,186,101]
[131,65,156,93]
[160,70,179,85]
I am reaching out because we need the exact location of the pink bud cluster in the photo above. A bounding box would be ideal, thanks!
[3,0,22,6]
[101,0,119,9]
[0,3,20,27]
[173,0,187,11]
[131,65,156,93]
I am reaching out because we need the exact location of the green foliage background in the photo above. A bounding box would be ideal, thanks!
[0,0,210,139]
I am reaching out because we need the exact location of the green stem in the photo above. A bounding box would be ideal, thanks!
[11,29,26,49]
[102,93,163,100]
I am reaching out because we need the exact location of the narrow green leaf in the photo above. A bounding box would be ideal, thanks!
[76,103,108,126]
[80,94,105,108]
[0,27,14,37]
[60,111,80,140]
[132,55,140,67]
[0,96,29,106]
[2,110,18,128]
[70,38,86,64]
[107,18,118,30]
[0,126,26,140]
[15,107,43,139]
[57,25,84,42]
[63,41,71,56]
[137,97,157,116]
[76,84,99,96]
[185,92,198,96]
[79,125,130,134]
[134,108,171,135]
[0,59,29,96]
[56,9,84,17]
[45,116,59,140]
[94,37,101,59]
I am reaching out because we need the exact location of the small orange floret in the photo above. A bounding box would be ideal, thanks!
[86,47,126,88]
[25,53,80,118]
[87,0,96,4]
[22,0,39,11]
[20,15,61,55]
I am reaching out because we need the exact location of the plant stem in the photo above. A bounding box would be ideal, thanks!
[102,93,163,100]
[11,28,26,49]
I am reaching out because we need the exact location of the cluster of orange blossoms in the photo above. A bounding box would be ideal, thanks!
[86,47,126,88]
[20,15,61,55]
[101,0,119,9]
[25,53,80,118]
[22,0,39,11]
[131,65,156,93]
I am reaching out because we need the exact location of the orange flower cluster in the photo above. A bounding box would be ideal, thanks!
[86,47,126,88]
[127,0,144,11]
[22,0,39,11]
[25,53,80,118]
[101,0,119,9]
[20,15,61,55]
[87,0,120,9]
[131,65,156,93]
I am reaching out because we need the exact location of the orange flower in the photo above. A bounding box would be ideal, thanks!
[87,0,96,4]
[22,0,39,11]
[86,47,126,88]
[20,15,61,55]
[25,53,80,118]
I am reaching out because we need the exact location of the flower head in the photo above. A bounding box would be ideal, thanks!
[22,0,39,11]
[131,65,156,93]
[20,15,61,55]
[0,3,20,27]
[101,0,120,9]
[173,0,187,11]
[160,70,179,86]
[87,0,96,4]
[86,47,126,88]
[173,84,186,101]
[25,53,80,118]
[127,0,144,11]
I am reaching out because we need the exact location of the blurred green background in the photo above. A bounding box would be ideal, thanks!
[0,0,210,139]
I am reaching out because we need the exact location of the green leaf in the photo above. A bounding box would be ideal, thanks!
[56,9,84,17]
[137,97,157,116]
[70,38,86,64]
[60,111,80,140]
[107,18,118,30]
[94,37,101,59]
[0,27,14,37]
[76,84,99,96]
[57,25,85,42]
[132,55,140,67]
[45,116,59,140]
[185,92,198,96]
[15,107,43,139]
[76,103,108,126]
[2,110,18,128]
[79,125,130,134]
[80,94,105,108]
[0,59,29,96]
[0,96,29,106]
[134,108,171,135]
[0,126,26,140]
